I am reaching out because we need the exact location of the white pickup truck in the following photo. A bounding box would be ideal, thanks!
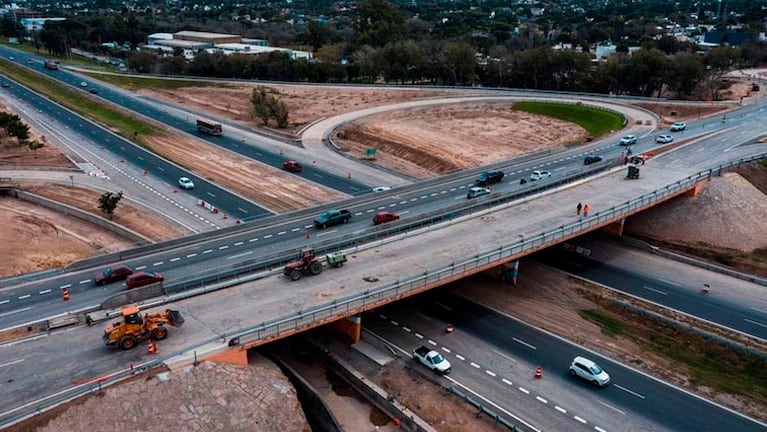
[413,346,451,374]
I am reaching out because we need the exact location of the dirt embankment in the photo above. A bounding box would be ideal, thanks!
[333,103,588,178]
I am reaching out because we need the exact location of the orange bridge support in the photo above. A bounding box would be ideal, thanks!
[207,347,248,366]
[685,180,707,197]
[602,217,625,236]
[332,314,361,344]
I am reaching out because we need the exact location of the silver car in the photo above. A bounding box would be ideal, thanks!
[529,170,552,181]
[467,186,490,199]
[569,356,611,386]
[655,134,673,144]
[178,177,195,189]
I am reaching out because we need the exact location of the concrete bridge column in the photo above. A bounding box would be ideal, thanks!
[332,314,361,344]
[685,180,708,197]
[207,346,248,366]
[602,218,625,236]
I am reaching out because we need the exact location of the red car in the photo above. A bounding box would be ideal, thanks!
[283,160,303,172]
[94,264,133,285]
[373,211,400,225]
[125,271,164,289]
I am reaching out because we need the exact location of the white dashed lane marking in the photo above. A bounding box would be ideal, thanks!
[39,289,51,295]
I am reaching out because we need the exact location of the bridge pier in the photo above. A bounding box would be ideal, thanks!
[484,260,520,285]
[207,347,248,366]
[331,314,361,344]
[602,218,625,236]
[685,180,707,197]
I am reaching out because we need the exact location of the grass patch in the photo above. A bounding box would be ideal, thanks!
[586,294,767,402]
[0,58,161,146]
[578,309,624,336]
[82,72,221,91]
[759,159,767,168]
[512,101,625,140]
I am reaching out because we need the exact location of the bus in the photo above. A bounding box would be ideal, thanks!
[196,119,222,136]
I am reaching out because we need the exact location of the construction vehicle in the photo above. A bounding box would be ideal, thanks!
[325,251,347,268]
[103,305,184,350]
[284,248,323,281]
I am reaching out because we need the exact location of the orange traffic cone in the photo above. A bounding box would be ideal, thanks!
[62,287,70,301]
[147,340,157,354]
[535,366,542,379]
[702,284,710,294]
[306,231,310,239]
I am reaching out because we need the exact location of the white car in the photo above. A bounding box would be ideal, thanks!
[529,170,551,181]
[619,135,637,146]
[569,356,610,386]
[655,134,674,144]
[670,121,686,132]
[178,177,195,190]
[372,186,391,193]
[466,186,490,199]
[80,81,88,87]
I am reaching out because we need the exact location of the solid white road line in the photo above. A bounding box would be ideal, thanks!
[0,307,32,317]
[614,384,646,399]
[642,285,668,295]
[226,251,253,260]
[596,399,626,415]
[0,358,24,368]
[744,318,767,328]
[657,278,682,287]
[512,337,537,350]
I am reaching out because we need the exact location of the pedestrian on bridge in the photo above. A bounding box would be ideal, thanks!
[583,204,590,217]
[576,202,582,215]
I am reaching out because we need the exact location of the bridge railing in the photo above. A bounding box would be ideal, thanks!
[231,153,767,347]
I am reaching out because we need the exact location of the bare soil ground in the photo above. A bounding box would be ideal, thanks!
[0,196,136,277]
[0,129,73,168]
[625,170,767,277]
[141,85,468,129]
[631,102,730,126]
[333,103,588,178]
[144,134,345,212]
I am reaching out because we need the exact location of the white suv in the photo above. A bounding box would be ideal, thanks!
[619,135,637,146]
[569,356,610,386]
[529,170,551,181]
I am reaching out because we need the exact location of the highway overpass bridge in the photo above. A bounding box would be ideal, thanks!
[2,133,765,427]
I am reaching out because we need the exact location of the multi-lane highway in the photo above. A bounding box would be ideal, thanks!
[364,293,765,431]
[0,47,373,196]
[535,234,767,341]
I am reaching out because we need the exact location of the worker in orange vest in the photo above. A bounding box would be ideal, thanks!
[583,204,590,217]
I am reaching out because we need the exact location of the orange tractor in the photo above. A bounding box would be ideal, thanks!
[103,305,184,350]
[284,248,323,281]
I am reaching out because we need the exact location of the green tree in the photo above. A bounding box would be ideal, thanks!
[306,20,331,51]
[98,191,123,219]
[267,95,290,128]
[441,43,477,85]
[355,0,406,47]
[27,140,44,156]
[0,112,30,144]
[250,87,271,125]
